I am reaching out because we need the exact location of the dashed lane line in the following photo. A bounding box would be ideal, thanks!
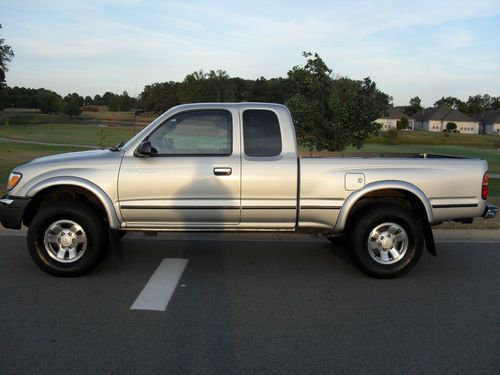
[130,258,188,311]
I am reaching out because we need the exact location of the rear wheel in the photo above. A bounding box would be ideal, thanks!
[27,201,105,277]
[349,206,423,278]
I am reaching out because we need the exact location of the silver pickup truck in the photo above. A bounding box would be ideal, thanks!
[0,103,496,278]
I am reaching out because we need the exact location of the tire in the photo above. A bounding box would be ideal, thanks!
[348,206,424,278]
[27,201,105,277]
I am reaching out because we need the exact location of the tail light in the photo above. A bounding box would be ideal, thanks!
[481,172,488,200]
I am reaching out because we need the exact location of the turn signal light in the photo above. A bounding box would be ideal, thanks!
[7,172,22,191]
[481,172,488,200]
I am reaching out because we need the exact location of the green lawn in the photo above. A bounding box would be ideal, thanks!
[0,142,81,193]
[489,178,500,197]
[368,130,500,148]
[0,123,137,147]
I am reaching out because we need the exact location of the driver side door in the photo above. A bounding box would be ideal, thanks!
[117,108,241,228]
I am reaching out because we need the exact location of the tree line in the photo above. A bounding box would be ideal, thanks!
[399,94,500,117]
[0,51,390,150]
[0,87,136,115]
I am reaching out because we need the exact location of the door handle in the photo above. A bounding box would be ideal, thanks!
[214,167,232,176]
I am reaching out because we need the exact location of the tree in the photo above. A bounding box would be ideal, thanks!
[286,52,389,151]
[178,70,209,103]
[206,70,235,102]
[434,96,465,111]
[64,92,84,107]
[397,117,409,130]
[0,25,14,88]
[139,81,179,111]
[61,101,81,117]
[119,91,133,111]
[404,96,422,116]
[93,94,102,106]
[84,96,93,106]
[34,89,62,113]
[108,94,121,111]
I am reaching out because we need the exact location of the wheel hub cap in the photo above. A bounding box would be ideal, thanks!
[43,220,87,263]
[367,222,409,265]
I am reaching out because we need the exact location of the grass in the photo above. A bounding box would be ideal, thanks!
[489,178,500,197]
[0,122,139,147]
[368,130,500,148]
[0,142,81,193]
[79,109,156,124]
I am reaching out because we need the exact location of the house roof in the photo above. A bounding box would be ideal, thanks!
[379,107,414,120]
[412,105,478,123]
[473,110,500,124]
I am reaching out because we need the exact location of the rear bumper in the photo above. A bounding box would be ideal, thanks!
[483,204,497,219]
[0,196,31,230]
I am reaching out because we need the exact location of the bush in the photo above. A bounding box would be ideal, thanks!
[61,101,82,117]
[446,122,457,131]
[397,117,409,130]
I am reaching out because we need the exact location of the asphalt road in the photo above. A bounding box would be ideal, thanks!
[1,235,499,374]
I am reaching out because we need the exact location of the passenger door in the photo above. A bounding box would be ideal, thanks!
[118,108,241,228]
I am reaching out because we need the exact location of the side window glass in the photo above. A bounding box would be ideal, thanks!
[148,111,232,155]
[243,110,282,157]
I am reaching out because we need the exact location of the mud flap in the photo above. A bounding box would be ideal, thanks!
[108,228,123,259]
[423,222,437,256]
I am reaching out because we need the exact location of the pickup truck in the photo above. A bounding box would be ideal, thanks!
[0,103,496,278]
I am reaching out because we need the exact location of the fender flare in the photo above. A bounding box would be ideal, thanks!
[25,176,121,229]
[334,180,434,233]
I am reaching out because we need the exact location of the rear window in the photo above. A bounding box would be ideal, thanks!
[243,110,282,157]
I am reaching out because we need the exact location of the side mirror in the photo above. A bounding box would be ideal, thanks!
[135,141,153,157]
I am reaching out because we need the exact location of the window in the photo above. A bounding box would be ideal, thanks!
[243,110,282,157]
[148,110,232,156]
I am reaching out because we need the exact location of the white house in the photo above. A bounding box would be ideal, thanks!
[413,105,480,134]
[375,107,415,131]
[475,110,500,135]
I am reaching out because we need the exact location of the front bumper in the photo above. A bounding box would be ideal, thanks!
[483,204,497,219]
[0,196,31,230]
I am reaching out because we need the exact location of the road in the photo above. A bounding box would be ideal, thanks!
[1,235,499,374]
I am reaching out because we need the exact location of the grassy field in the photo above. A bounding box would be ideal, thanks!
[79,108,156,124]
[0,142,81,193]
[367,130,500,148]
[0,122,140,147]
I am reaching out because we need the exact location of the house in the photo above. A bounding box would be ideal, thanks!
[475,110,500,135]
[412,105,480,134]
[375,107,415,131]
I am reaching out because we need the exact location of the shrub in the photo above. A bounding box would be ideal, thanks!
[446,122,457,131]
[397,117,409,130]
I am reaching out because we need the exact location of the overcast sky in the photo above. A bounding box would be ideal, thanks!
[2,0,500,106]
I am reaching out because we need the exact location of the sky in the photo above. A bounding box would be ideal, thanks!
[2,0,500,106]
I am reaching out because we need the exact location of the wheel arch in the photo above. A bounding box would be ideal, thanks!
[23,177,121,229]
[334,180,433,233]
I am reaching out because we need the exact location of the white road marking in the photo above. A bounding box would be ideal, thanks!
[130,258,188,311]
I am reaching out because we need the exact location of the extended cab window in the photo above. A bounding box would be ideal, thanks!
[148,110,232,156]
[243,110,282,157]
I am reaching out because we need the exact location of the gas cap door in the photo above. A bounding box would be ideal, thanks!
[345,173,365,191]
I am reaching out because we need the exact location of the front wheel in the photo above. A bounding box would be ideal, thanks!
[27,201,105,277]
[349,206,424,278]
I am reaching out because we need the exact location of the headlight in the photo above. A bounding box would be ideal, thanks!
[7,172,22,191]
